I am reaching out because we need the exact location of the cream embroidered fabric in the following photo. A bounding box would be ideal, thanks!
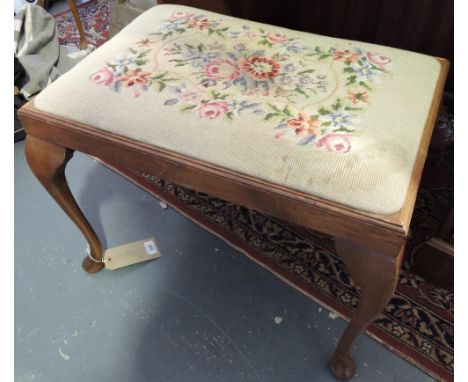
[34,4,442,215]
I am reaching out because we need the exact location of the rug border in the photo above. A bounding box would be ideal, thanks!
[98,159,452,382]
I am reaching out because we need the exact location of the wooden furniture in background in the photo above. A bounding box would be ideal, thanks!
[414,206,454,288]
[37,0,88,49]
[66,0,88,49]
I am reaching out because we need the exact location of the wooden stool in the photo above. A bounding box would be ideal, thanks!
[19,4,448,380]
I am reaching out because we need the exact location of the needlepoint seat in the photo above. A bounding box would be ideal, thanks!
[34,4,442,215]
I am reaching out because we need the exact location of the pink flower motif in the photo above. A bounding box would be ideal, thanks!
[116,70,151,87]
[287,113,320,136]
[367,52,392,68]
[189,17,212,30]
[198,102,229,119]
[333,49,360,63]
[266,32,288,44]
[204,59,241,81]
[89,67,114,86]
[316,134,352,153]
[170,11,192,20]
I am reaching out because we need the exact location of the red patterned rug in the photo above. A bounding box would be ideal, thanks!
[54,0,110,48]
[100,114,454,381]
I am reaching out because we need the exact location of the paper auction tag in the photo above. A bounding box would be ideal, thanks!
[103,237,161,270]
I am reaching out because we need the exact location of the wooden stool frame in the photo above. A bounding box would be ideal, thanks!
[18,39,447,380]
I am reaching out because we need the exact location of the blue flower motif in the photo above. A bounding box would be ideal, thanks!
[329,112,354,127]
[159,21,184,34]
[183,50,219,68]
[298,75,313,85]
[298,134,316,146]
[113,80,122,92]
[277,75,294,86]
[275,122,288,130]
[238,100,261,112]
[283,63,296,73]
[200,78,217,88]
[284,41,304,54]
[168,83,190,94]
[164,98,179,106]
[234,43,246,51]
[115,56,136,68]
[317,85,327,93]
[352,63,378,82]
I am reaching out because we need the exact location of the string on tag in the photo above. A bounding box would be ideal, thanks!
[85,244,107,263]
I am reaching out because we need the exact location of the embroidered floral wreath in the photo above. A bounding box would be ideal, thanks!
[90,11,392,153]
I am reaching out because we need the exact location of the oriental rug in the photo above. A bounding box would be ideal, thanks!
[54,0,110,48]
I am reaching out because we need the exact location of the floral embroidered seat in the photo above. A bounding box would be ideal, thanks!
[34,4,442,215]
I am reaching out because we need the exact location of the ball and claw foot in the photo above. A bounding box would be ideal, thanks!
[330,353,356,381]
[82,256,105,273]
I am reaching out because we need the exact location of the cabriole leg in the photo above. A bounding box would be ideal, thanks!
[330,238,404,380]
[24,135,105,273]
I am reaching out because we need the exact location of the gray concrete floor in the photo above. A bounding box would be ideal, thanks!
[15,140,435,382]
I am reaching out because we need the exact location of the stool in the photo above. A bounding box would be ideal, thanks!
[18,4,448,380]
